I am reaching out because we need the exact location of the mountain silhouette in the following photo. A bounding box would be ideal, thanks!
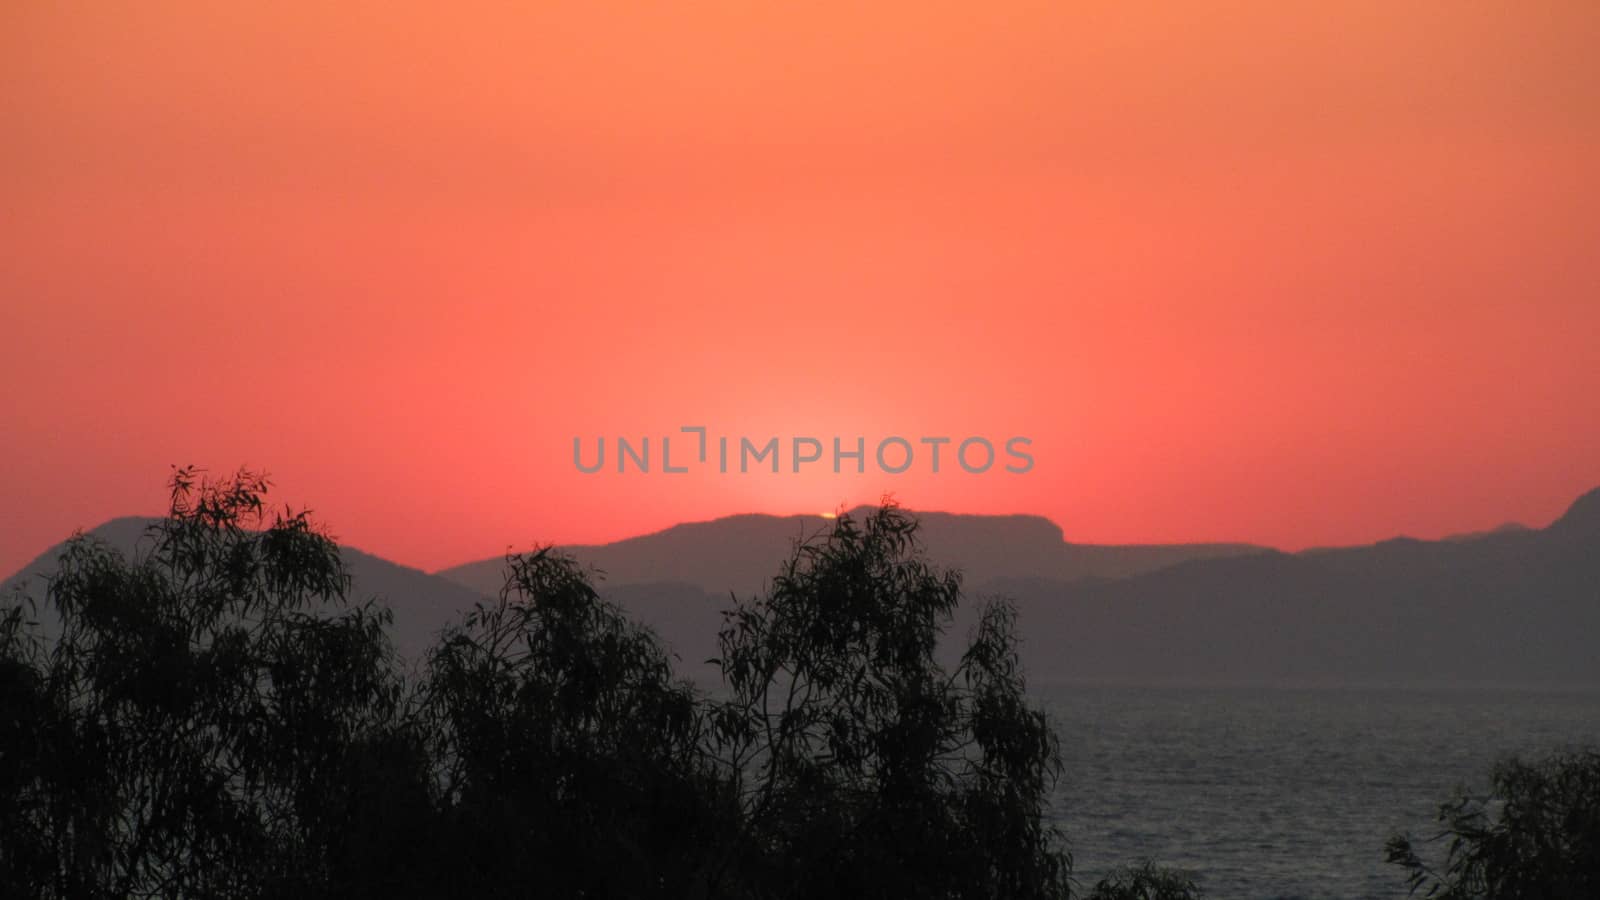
[5,490,1599,686]
[0,517,481,662]
[435,508,1262,599]
[993,487,1600,685]
[1550,486,1600,535]
[430,509,1260,679]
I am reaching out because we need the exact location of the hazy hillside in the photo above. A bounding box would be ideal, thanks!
[436,492,1600,688]
[994,487,1600,686]
[435,508,1262,599]
[0,519,725,672]
[0,517,483,662]
[6,490,1598,687]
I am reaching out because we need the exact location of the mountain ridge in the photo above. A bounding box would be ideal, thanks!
[434,507,1264,600]
[5,487,1598,686]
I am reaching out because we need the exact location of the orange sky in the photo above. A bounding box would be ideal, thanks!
[3,2,1598,576]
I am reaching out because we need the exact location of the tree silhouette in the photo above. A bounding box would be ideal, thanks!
[419,546,732,897]
[0,468,410,898]
[1387,750,1600,899]
[705,503,1071,899]
[1086,861,1203,900]
[1,471,1081,898]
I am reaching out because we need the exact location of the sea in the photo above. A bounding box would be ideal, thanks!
[1037,683,1600,899]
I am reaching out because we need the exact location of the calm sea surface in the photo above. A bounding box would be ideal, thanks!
[1037,683,1600,899]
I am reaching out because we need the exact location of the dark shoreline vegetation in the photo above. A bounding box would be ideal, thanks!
[1,470,1596,899]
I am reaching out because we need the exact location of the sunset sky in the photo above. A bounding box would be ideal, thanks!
[3,2,1598,577]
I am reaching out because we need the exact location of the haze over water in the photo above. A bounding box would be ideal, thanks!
[1044,684,1600,899]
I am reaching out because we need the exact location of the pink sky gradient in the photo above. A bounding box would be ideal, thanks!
[3,2,1597,576]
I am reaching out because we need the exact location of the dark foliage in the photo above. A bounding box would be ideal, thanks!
[0,467,411,898]
[1086,861,1202,900]
[1387,750,1600,899]
[420,546,732,897]
[706,504,1070,899]
[0,472,1073,899]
